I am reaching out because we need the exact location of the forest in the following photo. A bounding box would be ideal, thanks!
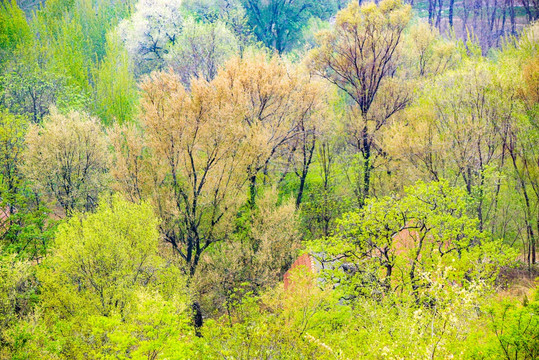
[0,0,538,358]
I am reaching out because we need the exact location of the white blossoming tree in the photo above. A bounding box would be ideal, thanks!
[118,0,184,75]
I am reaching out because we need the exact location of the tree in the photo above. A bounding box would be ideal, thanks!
[39,195,171,317]
[419,60,507,230]
[0,249,36,357]
[93,32,138,125]
[118,0,184,75]
[0,109,28,232]
[32,196,194,359]
[194,189,300,315]
[181,0,254,50]
[240,0,332,52]
[485,289,539,360]
[112,71,252,276]
[23,109,109,216]
[300,139,350,239]
[520,0,539,21]
[0,44,86,124]
[216,52,325,205]
[311,180,514,302]
[165,17,240,86]
[401,21,460,79]
[0,0,31,55]
[505,55,539,266]
[276,74,328,208]
[308,0,412,206]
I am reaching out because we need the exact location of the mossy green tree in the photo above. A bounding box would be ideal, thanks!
[23,196,196,359]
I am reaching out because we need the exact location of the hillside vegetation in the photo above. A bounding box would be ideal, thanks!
[1,0,539,358]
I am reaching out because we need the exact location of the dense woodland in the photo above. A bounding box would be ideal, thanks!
[0,0,539,358]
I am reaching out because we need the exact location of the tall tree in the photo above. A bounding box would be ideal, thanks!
[35,195,194,358]
[216,52,325,205]
[0,44,84,124]
[93,32,138,125]
[165,17,240,86]
[308,0,412,206]
[112,71,252,276]
[0,0,30,55]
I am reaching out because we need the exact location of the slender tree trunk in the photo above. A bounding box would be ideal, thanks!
[489,0,499,46]
[428,0,436,25]
[192,301,203,337]
[501,0,507,36]
[449,0,455,28]
[249,174,257,208]
[509,0,516,34]
[509,147,536,267]
[296,143,315,208]
[319,142,333,237]
[410,230,426,304]
[296,130,316,208]
[521,0,533,20]
[436,0,444,29]
[491,145,507,236]
[462,0,470,35]
[473,0,481,31]
[359,125,372,208]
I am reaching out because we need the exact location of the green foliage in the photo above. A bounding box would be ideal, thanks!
[0,0,31,54]
[194,189,300,315]
[25,0,134,121]
[12,195,196,359]
[38,196,167,316]
[0,44,88,123]
[241,0,334,52]
[1,2,539,359]
[310,180,517,302]
[165,17,240,85]
[202,269,338,359]
[459,287,539,360]
[94,33,138,125]
[0,249,37,358]
[200,265,505,359]
[0,109,52,259]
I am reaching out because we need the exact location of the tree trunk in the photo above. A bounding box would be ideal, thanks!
[296,131,316,208]
[449,0,455,28]
[436,0,444,30]
[249,174,257,208]
[359,125,372,208]
[428,0,436,25]
[509,146,536,267]
[509,0,516,34]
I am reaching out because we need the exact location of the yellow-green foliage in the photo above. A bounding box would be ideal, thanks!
[0,0,30,53]
[15,195,196,359]
[94,33,138,125]
[2,0,539,359]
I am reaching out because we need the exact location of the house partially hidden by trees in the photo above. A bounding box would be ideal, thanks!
[284,227,422,291]
[284,180,515,301]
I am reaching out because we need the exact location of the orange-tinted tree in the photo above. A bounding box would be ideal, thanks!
[112,72,251,275]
